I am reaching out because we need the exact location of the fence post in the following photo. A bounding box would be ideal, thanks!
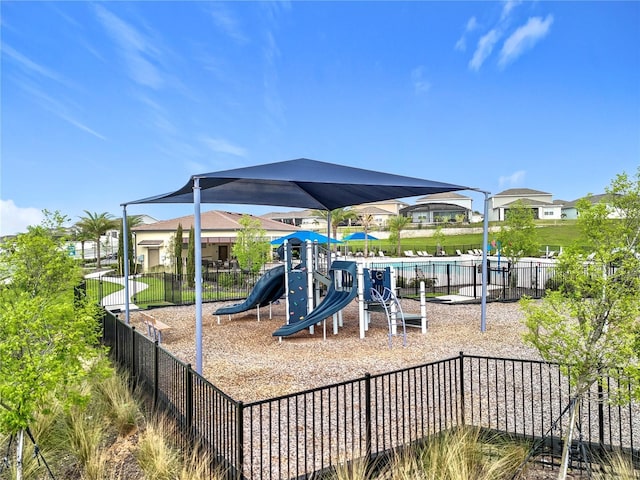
[186,364,194,446]
[236,401,244,480]
[131,326,137,388]
[153,340,159,409]
[446,264,451,295]
[365,373,372,463]
[598,376,605,448]
[459,352,465,426]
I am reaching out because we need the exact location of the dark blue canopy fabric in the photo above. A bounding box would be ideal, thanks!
[124,158,469,210]
[343,232,378,241]
[270,231,342,245]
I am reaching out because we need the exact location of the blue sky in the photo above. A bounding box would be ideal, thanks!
[2,1,639,235]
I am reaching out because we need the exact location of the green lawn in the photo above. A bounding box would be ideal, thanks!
[340,222,584,254]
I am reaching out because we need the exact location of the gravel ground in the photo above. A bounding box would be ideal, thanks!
[132,298,541,403]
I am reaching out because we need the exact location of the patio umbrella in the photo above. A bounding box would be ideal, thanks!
[342,232,378,241]
[122,158,488,373]
[270,230,342,245]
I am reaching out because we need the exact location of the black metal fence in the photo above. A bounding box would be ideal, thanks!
[88,269,263,308]
[102,310,639,480]
[90,260,559,308]
[372,260,557,301]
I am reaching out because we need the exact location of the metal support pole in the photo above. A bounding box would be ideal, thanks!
[193,178,203,374]
[122,205,130,324]
[480,191,490,332]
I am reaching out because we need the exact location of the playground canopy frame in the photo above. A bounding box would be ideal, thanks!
[121,157,490,373]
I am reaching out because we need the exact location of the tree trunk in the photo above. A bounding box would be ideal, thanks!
[558,398,579,480]
[16,429,24,480]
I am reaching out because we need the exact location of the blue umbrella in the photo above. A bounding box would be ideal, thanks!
[270,230,342,245]
[342,232,378,241]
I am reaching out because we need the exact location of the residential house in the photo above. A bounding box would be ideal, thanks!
[562,193,622,220]
[132,210,299,272]
[400,192,473,224]
[351,200,408,227]
[489,188,562,221]
[261,209,321,228]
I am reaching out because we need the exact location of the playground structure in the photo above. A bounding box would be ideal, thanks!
[270,240,428,346]
[214,239,428,346]
[213,264,285,323]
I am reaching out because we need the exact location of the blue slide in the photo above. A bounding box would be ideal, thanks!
[214,265,285,316]
[273,261,358,337]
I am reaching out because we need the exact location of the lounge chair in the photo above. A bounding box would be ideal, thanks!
[404,250,417,257]
[378,251,386,258]
[456,249,463,256]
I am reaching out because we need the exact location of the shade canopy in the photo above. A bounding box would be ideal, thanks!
[343,232,378,241]
[124,158,470,210]
[120,157,488,376]
[270,230,342,245]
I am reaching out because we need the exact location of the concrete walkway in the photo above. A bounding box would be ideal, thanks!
[84,270,148,311]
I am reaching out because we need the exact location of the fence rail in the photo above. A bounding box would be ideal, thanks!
[90,260,559,308]
[102,310,638,480]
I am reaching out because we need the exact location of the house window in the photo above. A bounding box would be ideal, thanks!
[544,210,554,216]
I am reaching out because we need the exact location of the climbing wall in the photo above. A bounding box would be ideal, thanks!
[286,241,309,324]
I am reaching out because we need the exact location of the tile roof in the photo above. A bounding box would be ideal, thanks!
[494,188,551,197]
[416,192,470,201]
[132,210,300,232]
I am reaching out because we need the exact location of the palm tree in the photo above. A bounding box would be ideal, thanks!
[359,213,375,256]
[77,211,118,269]
[313,207,358,248]
[386,215,412,256]
[70,222,92,261]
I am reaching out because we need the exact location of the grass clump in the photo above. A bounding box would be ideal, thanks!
[324,427,530,480]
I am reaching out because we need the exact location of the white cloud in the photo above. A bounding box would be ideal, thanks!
[454,16,478,52]
[498,170,526,187]
[499,15,554,68]
[0,200,44,236]
[200,136,247,157]
[94,5,165,89]
[16,81,106,140]
[2,44,67,85]
[501,0,521,21]
[209,3,248,44]
[411,66,431,94]
[469,29,500,71]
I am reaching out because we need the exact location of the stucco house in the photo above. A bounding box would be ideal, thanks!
[562,193,622,220]
[132,210,299,272]
[261,209,320,228]
[489,188,563,221]
[400,192,473,224]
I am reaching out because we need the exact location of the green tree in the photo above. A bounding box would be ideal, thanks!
[77,211,118,269]
[232,215,270,273]
[174,223,184,276]
[498,200,538,286]
[386,215,411,255]
[359,213,375,256]
[522,168,640,480]
[433,225,445,255]
[187,226,195,288]
[313,207,358,249]
[117,215,141,275]
[70,222,92,262]
[0,211,106,479]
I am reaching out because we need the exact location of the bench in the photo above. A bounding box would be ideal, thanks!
[140,312,171,343]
